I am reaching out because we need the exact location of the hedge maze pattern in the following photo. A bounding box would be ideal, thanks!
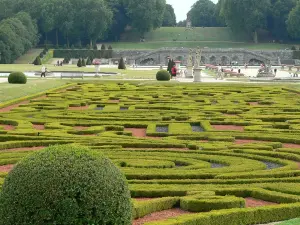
[1,83,300,224]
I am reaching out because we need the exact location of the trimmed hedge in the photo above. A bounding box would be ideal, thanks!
[0,145,132,225]
[156,70,171,81]
[8,72,27,84]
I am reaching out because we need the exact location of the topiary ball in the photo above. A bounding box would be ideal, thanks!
[156,70,171,81]
[0,145,132,225]
[8,72,27,84]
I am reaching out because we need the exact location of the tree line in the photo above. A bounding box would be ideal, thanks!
[178,0,300,43]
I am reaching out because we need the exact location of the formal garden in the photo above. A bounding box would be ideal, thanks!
[0,81,300,224]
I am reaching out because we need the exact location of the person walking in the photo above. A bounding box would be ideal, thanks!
[171,65,177,79]
[41,65,46,78]
[238,67,241,74]
[274,68,277,75]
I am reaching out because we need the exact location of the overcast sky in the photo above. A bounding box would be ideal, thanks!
[166,0,218,22]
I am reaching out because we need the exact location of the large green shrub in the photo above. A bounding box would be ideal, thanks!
[77,58,82,67]
[33,56,42,65]
[156,70,171,81]
[8,72,27,84]
[118,57,126,69]
[0,145,132,225]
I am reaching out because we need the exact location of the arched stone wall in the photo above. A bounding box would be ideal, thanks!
[221,56,229,65]
[210,56,217,65]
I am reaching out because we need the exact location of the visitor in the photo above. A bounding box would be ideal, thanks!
[60,61,63,66]
[171,65,177,79]
[238,67,241,74]
[41,65,46,78]
[57,60,60,66]
[274,68,277,75]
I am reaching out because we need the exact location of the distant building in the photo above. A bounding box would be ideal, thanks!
[186,13,192,29]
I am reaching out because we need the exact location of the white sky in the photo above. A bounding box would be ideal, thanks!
[166,0,218,22]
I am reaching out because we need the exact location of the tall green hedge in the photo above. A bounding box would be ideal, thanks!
[53,49,113,59]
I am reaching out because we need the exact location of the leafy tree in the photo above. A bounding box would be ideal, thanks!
[177,20,186,27]
[287,0,300,39]
[124,0,166,36]
[162,4,176,27]
[81,58,86,66]
[221,0,271,43]
[118,57,126,69]
[77,58,82,67]
[33,56,42,65]
[189,0,218,27]
[267,0,296,40]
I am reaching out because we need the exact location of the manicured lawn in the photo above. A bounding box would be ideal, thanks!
[278,219,300,225]
[0,79,69,103]
[108,41,291,50]
[14,49,43,64]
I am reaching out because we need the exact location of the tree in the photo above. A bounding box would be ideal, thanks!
[287,0,300,39]
[33,56,42,65]
[177,20,186,27]
[188,0,218,27]
[77,58,82,67]
[81,58,86,66]
[124,0,166,36]
[221,0,271,43]
[118,57,126,69]
[267,0,296,40]
[107,45,113,58]
[162,4,176,27]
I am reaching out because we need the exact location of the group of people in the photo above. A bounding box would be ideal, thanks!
[56,60,63,66]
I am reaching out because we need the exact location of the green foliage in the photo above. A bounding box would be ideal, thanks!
[156,70,171,81]
[0,12,38,64]
[287,0,300,39]
[33,56,42,65]
[7,72,27,84]
[118,57,126,69]
[81,58,86,67]
[124,0,166,35]
[162,4,176,27]
[53,49,111,59]
[221,0,271,42]
[188,0,220,27]
[0,144,132,225]
[86,57,91,65]
[77,58,82,67]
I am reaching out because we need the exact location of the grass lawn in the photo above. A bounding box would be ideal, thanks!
[14,49,43,64]
[0,79,69,103]
[107,41,291,50]
[278,219,300,225]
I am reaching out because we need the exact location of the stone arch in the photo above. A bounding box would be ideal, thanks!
[249,58,264,66]
[140,58,155,65]
[209,56,216,65]
[201,56,206,64]
[175,55,184,61]
[232,56,239,63]
[221,56,229,66]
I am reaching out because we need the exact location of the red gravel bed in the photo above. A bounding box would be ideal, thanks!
[74,126,89,131]
[108,100,120,103]
[212,125,244,131]
[146,136,163,140]
[123,148,189,151]
[235,139,270,145]
[125,128,147,137]
[33,124,45,130]
[249,102,259,106]
[0,164,14,172]
[2,146,45,152]
[0,124,15,131]
[245,198,278,208]
[134,198,159,201]
[133,208,192,225]
[68,105,89,110]
[0,100,30,113]
[283,143,300,148]
[33,95,47,100]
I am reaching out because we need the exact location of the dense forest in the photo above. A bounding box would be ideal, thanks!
[1,0,300,63]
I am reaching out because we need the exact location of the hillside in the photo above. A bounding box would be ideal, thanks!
[120,27,250,42]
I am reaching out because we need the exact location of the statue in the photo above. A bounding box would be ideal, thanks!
[187,48,193,66]
[194,47,202,68]
[185,48,194,78]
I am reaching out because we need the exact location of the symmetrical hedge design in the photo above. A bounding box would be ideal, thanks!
[1,82,300,224]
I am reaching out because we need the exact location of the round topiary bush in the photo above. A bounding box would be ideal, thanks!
[156,70,171,81]
[7,72,27,84]
[0,145,132,225]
